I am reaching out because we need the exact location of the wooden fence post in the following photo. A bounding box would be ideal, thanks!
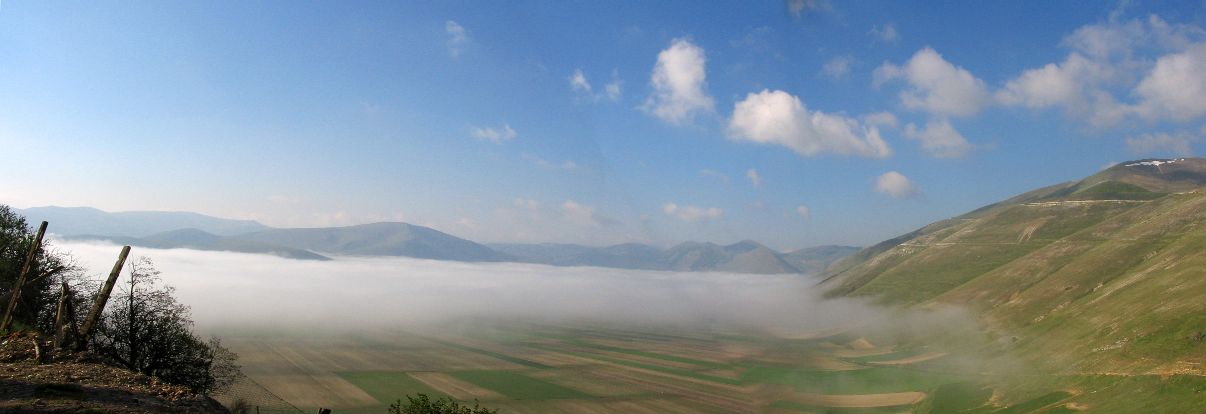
[0,221,48,332]
[77,245,130,350]
[53,281,81,350]
[53,282,69,347]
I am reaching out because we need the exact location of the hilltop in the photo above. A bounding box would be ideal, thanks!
[821,158,1206,375]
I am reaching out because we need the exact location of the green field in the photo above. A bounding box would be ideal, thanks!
[449,370,590,400]
[211,321,1203,413]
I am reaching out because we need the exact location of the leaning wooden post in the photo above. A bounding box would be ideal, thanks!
[53,281,78,349]
[53,283,69,346]
[0,221,48,332]
[77,245,130,350]
[64,289,81,349]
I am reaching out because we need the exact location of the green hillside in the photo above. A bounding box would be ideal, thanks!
[821,158,1206,379]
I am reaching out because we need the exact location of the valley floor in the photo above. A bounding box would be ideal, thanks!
[209,322,1203,413]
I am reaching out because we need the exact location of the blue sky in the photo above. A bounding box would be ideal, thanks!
[2,1,1206,249]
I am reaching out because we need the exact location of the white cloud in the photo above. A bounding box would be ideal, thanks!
[787,0,830,17]
[728,89,892,158]
[1125,132,1195,155]
[997,53,1106,109]
[998,15,1206,127]
[874,47,990,117]
[746,168,763,188]
[1134,44,1206,121]
[445,20,470,57]
[995,53,1126,126]
[471,124,517,143]
[862,111,899,129]
[663,203,723,222]
[874,171,919,198]
[821,55,853,79]
[643,38,715,124]
[869,23,899,43]
[571,69,623,103]
[569,69,592,93]
[904,119,972,158]
[605,79,623,102]
[1062,15,1201,61]
[796,205,811,219]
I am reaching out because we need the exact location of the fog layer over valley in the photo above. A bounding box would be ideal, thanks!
[54,239,944,337]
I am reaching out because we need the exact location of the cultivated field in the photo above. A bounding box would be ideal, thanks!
[214,321,1206,413]
[215,321,994,413]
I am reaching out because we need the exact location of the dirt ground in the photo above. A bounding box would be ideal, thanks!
[0,332,228,413]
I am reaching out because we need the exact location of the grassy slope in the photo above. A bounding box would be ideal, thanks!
[819,162,1206,410]
[823,189,1205,373]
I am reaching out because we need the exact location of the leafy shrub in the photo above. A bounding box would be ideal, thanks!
[388,394,498,414]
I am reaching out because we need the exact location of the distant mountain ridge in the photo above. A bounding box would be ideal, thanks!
[489,241,853,274]
[73,229,331,261]
[20,206,268,237]
[236,222,514,262]
[22,206,853,273]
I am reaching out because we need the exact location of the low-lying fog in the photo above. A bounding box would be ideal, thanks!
[53,240,956,338]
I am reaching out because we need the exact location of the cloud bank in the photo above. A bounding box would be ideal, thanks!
[57,240,901,336]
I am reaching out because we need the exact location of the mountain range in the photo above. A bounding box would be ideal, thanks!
[821,157,1206,376]
[19,206,854,275]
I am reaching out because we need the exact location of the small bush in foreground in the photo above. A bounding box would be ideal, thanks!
[389,394,497,414]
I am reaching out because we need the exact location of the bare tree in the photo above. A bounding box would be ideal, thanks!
[91,257,238,393]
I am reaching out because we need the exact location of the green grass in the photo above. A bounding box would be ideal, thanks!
[740,364,966,394]
[337,371,446,403]
[917,381,992,413]
[566,338,731,369]
[1069,181,1164,200]
[1059,375,1206,414]
[770,400,907,413]
[450,370,592,400]
[986,374,1206,414]
[991,391,1071,414]
[855,243,1040,304]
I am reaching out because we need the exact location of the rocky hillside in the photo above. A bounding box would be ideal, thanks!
[821,158,1206,375]
[0,333,228,413]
